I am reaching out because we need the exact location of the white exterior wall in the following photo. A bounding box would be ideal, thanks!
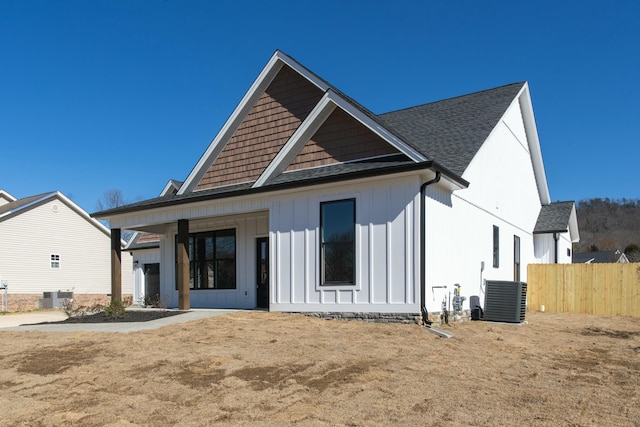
[533,232,573,264]
[269,175,421,313]
[158,212,268,309]
[424,100,541,312]
[131,248,160,305]
[151,175,421,313]
[0,198,133,296]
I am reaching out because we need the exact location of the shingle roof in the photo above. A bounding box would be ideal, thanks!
[534,201,575,234]
[572,250,625,264]
[126,237,160,250]
[0,192,55,219]
[377,82,525,176]
[94,160,446,217]
[93,55,527,218]
[264,156,417,186]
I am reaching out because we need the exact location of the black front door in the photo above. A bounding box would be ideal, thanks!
[144,263,160,304]
[256,237,269,309]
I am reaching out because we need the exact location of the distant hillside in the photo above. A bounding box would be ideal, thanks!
[574,198,640,257]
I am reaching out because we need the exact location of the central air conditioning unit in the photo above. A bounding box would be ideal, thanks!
[483,281,527,323]
[39,291,74,309]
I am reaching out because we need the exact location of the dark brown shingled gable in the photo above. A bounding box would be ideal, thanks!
[286,108,400,172]
[196,65,324,190]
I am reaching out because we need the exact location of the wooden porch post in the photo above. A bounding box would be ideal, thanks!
[111,228,122,302]
[177,219,190,310]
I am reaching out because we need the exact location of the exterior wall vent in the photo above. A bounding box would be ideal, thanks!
[483,281,527,323]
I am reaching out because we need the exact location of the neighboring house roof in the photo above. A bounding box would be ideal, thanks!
[573,250,629,264]
[0,190,17,205]
[94,50,550,220]
[625,251,640,263]
[0,192,52,218]
[0,191,125,245]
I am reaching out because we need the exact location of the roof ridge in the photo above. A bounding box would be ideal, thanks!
[378,81,527,116]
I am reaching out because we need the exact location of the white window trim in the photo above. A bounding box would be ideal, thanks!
[50,253,61,269]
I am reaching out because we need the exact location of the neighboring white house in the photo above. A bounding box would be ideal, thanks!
[572,250,629,264]
[0,190,16,207]
[95,50,579,316]
[0,190,133,311]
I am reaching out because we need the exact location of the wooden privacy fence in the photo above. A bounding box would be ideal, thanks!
[527,263,640,316]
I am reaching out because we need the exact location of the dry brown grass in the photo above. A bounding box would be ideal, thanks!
[1,311,639,426]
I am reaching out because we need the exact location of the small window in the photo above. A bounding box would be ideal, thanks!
[567,248,571,257]
[513,235,520,281]
[320,199,355,285]
[50,254,60,269]
[493,226,499,268]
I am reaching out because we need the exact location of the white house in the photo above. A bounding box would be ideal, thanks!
[95,50,579,317]
[125,180,182,305]
[0,190,16,206]
[0,190,133,311]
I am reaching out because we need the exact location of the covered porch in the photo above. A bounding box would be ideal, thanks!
[105,204,270,311]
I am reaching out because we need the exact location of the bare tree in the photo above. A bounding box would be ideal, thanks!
[96,189,133,242]
[96,189,128,211]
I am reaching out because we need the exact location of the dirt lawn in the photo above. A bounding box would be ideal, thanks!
[1,311,638,426]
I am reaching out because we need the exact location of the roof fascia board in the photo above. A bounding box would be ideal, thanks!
[253,93,337,187]
[178,51,331,196]
[568,203,580,242]
[274,50,331,92]
[99,162,435,223]
[127,178,184,248]
[161,180,181,196]
[462,87,525,182]
[54,192,123,242]
[178,55,286,195]
[253,89,428,188]
[0,192,55,221]
[0,192,125,245]
[328,90,427,162]
[0,190,16,202]
[517,83,551,205]
[124,231,142,250]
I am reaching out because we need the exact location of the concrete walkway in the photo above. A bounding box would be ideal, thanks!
[0,309,237,333]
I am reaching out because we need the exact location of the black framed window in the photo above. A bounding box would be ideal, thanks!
[493,225,500,268]
[175,229,236,290]
[320,199,355,285]
[513,235,520,281]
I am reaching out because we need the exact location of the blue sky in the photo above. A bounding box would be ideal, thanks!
[1,0,638,212]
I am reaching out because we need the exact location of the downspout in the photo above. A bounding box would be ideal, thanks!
[553,232,560,264]
[420,171,441,325]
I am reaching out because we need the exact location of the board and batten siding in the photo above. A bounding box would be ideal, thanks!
[0,198,133,296]
[131,248,160,305]
[533,232,573,264]
[158,212,269,309]
[269,175,421,313]
[423,100,542,312]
